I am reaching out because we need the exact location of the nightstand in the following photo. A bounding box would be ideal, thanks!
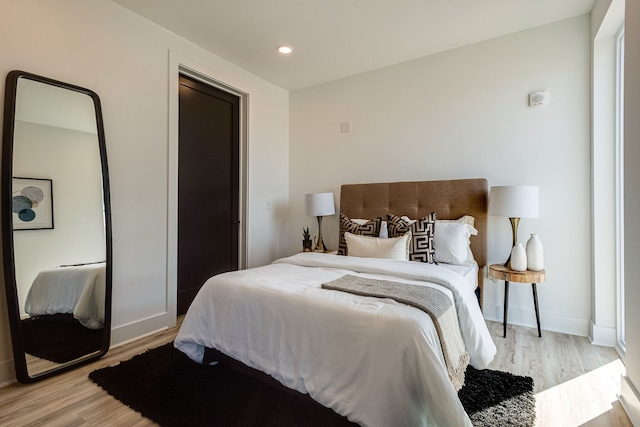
[489,264,546,338]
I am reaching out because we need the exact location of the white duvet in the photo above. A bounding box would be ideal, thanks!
[174,253,496,427]
[24,262,106,329]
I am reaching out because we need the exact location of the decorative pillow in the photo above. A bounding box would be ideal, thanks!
[351,219,389,238]
[351,219,370,225]
[344,231,411,260]
[400,215,417,224]
[338,214,382,255]
[387,213,437,263]
[434,222,477,265]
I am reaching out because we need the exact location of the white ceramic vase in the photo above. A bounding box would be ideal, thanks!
[526,233,544,271]
[510,242,527,271]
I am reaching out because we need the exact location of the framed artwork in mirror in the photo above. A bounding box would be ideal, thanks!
[12,177,53,230]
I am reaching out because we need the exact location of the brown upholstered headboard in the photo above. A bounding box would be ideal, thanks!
[340,178,488,305]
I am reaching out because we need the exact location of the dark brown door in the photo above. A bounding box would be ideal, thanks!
[177,74,240,315]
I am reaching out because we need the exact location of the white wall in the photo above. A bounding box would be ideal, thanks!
[621,0,640,422]
[290,16,592,336]
[0,0,289,384]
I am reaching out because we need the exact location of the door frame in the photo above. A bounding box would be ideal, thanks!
[167,51,248,323]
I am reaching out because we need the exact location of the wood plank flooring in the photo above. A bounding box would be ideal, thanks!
[487,322,631,426]
[0,319,631,426]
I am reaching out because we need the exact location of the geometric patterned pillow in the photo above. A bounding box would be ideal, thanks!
[338,214,382,255]
[387,212,437,263]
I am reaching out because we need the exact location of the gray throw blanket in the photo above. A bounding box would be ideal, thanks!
[322,274,469,391]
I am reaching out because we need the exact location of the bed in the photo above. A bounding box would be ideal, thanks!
[175,178,496,427]
[24,261,106,329]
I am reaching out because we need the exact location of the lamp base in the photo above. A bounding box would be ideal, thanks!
[503,217,520,269]
[503,257,512,269]
[313,216,329,252]
[313,239,329,253]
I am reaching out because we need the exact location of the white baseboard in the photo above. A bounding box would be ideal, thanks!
[110,326,169,350]
[0,358,16,388]
[483,302,590,337]
[620,375,640,426]
[589,321,617,347]
[110,312,176,348]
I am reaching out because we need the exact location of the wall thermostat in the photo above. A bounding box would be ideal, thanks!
[529,91,548,107]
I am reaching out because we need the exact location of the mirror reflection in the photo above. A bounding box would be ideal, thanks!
[2,71,111,382]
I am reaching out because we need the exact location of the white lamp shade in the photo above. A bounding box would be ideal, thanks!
[305,192,336,217]
[489,186,539,218]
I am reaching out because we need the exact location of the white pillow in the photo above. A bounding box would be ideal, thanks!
[402,214,475,229]
[434,222,477,265]
[379,221,389,238]
[437,215,475,228]
[344,231,410,260]
[352,219,388,238]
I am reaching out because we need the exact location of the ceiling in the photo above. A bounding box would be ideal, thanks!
[113,0,595,91]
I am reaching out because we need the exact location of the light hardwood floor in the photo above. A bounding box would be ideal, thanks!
[487,321,631,427]
[0,319,631,426]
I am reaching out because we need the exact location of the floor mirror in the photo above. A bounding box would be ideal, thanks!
[1,70,112,383]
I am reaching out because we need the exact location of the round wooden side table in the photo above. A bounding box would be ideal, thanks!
[489,264,546,338]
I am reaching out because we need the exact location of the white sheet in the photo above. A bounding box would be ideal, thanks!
[439,262,479,294]
[175,253,496,427]
[24,262,106,329]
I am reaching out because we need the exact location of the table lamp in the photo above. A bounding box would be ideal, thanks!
[305,192,335,252]
[489,186,539,267]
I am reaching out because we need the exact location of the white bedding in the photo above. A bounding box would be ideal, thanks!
[24,262,106,329]
[439,262,479,294]
[174,253,496,427]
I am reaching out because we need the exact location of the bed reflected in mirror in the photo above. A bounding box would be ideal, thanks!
[2,71,112,382]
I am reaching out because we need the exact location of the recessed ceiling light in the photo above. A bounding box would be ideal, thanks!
[278,45,293,54]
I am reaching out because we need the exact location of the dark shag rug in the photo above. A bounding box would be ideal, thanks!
[89,343,535,427]
[21,313,103,363]
[460,364,536,426]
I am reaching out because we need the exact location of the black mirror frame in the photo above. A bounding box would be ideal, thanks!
[1,70,112,383]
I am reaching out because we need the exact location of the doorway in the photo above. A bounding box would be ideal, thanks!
[177,74,240,315]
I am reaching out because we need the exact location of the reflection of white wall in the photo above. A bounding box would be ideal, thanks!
[12,121,105,317]
[15,78,98,134]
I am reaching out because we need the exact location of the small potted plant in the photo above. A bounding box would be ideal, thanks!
[302,227,312,251]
